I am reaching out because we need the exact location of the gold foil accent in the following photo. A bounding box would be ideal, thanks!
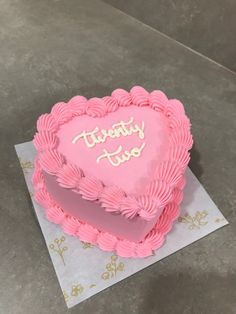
[63,290,70,302]
[71,284,84,296]
[215,217,225,223]
[63,283,85,303]
[101,255,125,280]
[19,158,33,174]
[82,242,94,249]
[89,284,96,289]
[178,210,208,230]
[49,236,68,265]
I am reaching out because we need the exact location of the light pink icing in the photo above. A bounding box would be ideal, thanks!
[67,95,87,116]
[171,188,183,205]
[146,180,172,208]
[119,196,140,219]
[166,99,185,117]
[32,86,193,256]
[145,230,164,249]
[116,240,137,257]
[51,102,72,125]
[149,90,168,112]
[37,113,58,133]
[46,205,65,224]
[177,175,186,190]
[77,223,99,243]
[97,233,117,251]
[56,106,169,195]
[32,160,183,257]
[170,128,193,149]
[162,202,179,220]
[86,97,106,117]
[57,163,83,189]
[169,114,190,130]
[154,160,182,187]
[78,176,103,201]
[62,216,81,235]
[102,96,119,113]
[33,131,58,151]
[43,170,160,242]
[138,195,160,221]
[100,186,125,212]
[167,146,190,170]
[130,86,149,107]
[39,149,65,174]
[111,88,132,106]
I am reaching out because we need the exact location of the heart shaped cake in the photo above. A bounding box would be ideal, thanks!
[32,86,193,258]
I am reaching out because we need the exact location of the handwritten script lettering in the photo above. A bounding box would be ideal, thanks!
[72,117,146,167]
[72,117,145,148]
[96,143,146,167]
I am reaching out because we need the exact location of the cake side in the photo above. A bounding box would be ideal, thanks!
[33,157,185,258]
[43,171,161,242]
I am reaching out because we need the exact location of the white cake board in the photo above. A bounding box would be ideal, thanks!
[15,142,228,309]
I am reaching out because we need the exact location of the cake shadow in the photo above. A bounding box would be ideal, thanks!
[137,270,236,314]
[178,144,204,210]
[189,144,204,180]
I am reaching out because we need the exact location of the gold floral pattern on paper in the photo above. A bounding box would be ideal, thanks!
[215,217,225,223]
[63,290,70,302]
[178,210,208,230]
[89,284,96,289]
[71,284,84,296]
[19,158,33,174]
[49,236,68,265]
[63,283,84,303]
[101,254,125,280]
[82,242,94,249]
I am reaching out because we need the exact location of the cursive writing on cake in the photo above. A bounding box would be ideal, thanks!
[72,117,146,167]
[72,117,144,148]
[96,143,146,167]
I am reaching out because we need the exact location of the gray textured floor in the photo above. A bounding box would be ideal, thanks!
[0,0,236,313]
[103,0,236,72]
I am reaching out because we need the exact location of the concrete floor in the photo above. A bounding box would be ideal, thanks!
[0,0,236,313]
[103,0,236,73]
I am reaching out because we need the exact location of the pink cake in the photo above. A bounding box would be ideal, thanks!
[32,86,193,258]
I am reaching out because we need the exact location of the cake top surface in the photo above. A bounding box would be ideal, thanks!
[57,105,169,194]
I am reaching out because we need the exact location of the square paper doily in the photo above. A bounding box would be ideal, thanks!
[15,142,228,308]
